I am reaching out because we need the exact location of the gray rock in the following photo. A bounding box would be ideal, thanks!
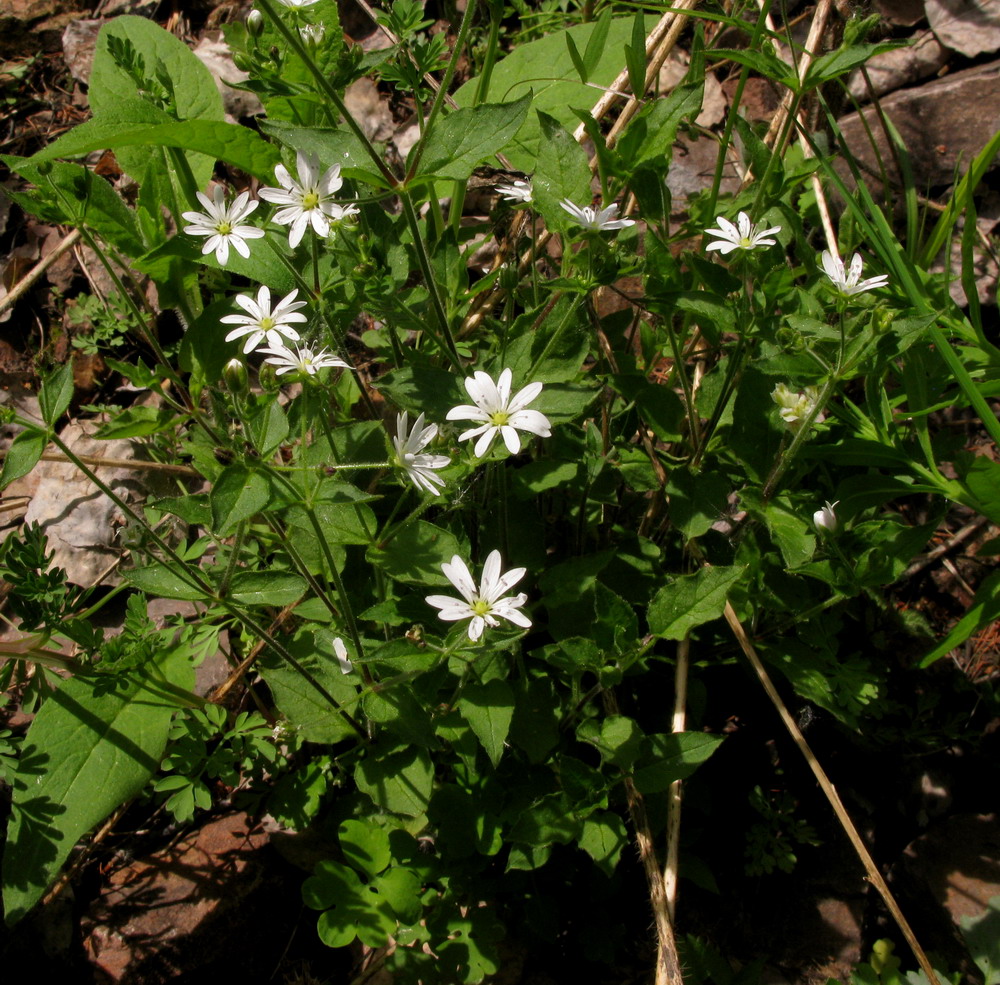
[192,34,263,120]
[847,30,948,102]
[62,18,101,85]
[927,0,1000,57]
[836,60,1000,191]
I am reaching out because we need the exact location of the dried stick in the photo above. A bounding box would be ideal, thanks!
[0,228,82,318]
[663,634,689,921]
[723,601,942,985]
[604,690,683,985]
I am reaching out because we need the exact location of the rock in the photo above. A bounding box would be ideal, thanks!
[874,0,927,26]
[666,133,740,211]
[927,0,1000,58]
[192,34,263,120]
[847,31,948,102]
[344,77,395,142]
[19,417,177,587]
[62,18,101,85]
[82,813,272,983]
[836,61,1000,192]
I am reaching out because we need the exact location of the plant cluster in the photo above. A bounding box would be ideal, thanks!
[0,0,998,981]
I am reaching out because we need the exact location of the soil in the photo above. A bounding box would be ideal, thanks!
[1,1,1000,983]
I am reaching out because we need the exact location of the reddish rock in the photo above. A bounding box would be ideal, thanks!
[83,813,270,984]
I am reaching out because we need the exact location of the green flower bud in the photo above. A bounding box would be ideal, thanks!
[246,9,264,36]
[223,358,248,396]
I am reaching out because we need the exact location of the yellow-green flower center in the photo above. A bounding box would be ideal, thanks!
[302,192,320,211]
[260,316,275,332]
[488,410,509,427]
[471,598,491,617]
[739,235,753,248]
[217,221,233,235]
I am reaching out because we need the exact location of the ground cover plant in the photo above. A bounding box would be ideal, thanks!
[1,0,1000,981]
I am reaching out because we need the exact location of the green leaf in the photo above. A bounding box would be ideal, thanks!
[258,119,390,188]
[258,629,359,744]
[27,117,281,183]
[38,363,74,428]
[410,92,532,183]
[93,406,177,439]
[804,40,906,88]
[355,746,434,817]
[532,111,592,232]
[624,9,647,101]
[578,810,627,877]
[565,31,588,82]
[648,565,745,640]
[3,157,144,258]
[339,819,391,877]
[631,732,725,794]
[210,465,272,534]
[227,571,307,607]
[577,714,643,768]
[245,399,290,459]
[369,520,462,587]
[612,373,685,441]
[373,867,423,924]
[90,16,224,123]
[583,9,613,80]
[458,679,515,767]
[0,430,47,490]
[3,645,195,924]
[123,565,206,601]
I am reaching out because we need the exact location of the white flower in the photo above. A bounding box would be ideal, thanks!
[772,382,823,429]
[813,500,839,533]
[559,199,635,232]
[277,0,320,7]
[333,637,353,674]
[392,411,450,496]
[425,550,531,642]
[446,368,551,457]
[259,151,351,248]
[704,211,781,255]
[820,250,889,296]
[182,187,265,266]
[300,23,325,44]
[497,179,533,204]
[259,343,350,376]
[221,286,308,354]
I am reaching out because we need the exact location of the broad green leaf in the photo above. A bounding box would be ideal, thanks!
[93,407,177,439]
[3,157,144,258]
[123,565,206,601]
[578,810,627,877]
[210,464,272,534]
[577,714,643,768]
[38,363,74,428]
[227,571,307,607]
[0,430,47,490]
[339,819,391,876]
[960,894,1000,984]
[259,631,359,744]
[454,17,658,170]
[532,111,592,232]
[612,373,685,442]
[458,679,515,767]
[631,732,725,794]
[258,119,390,187]
[355,746,434,816]
[624,9,647,102]
[664,467,732,540]
[804,41,906,88]
[648,565,745,640]
[3,645,195,924]
[374,867,423,924]
[617,82,704,169]
[368,520,462,587]
[245,399,290,459]
[26,117,281,183]
[90,16,224,123]
[409,92,532,183]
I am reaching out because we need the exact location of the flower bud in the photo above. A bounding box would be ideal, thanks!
[223,358,248,396]
[813,500,839,534]
[246,9,264,36]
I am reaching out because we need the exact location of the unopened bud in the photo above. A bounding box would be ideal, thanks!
[246,9,264,36]
[258,362,279,390]
[232,52,253,71]
[223,358,248,396]
[813,500,839,534]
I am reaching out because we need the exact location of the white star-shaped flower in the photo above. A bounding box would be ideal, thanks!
[559,199,635,232]
[820,250,889,296]
[392,411,450,496]
[182,187,265,266]
[446,368,551,458]
[299,23,325,44]
[426,550,531,642]
[259,343,351,376]
[276,0,320,7]
[221,286,308,354]
[258,151,353,248]
[497,179,533,204]
[704,211,781,254]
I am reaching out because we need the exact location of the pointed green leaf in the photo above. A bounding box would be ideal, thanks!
[458,679,515,767]
[648,565,745,640]
[210,464,271,534]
